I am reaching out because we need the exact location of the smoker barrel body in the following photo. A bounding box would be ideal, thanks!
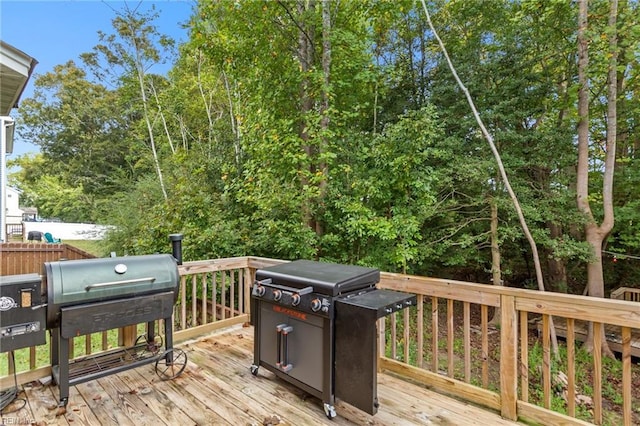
[44,254,179,330]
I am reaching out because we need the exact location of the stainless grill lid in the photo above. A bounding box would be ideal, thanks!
[255,260,379,296]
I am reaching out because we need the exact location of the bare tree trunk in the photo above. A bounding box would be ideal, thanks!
[419,0,559,354]
[316,0,331,240]
[135,58,167,201]
[576,0,617,358]
[149,81,176,155]
[547,222,568,292]
[295,0,315,231]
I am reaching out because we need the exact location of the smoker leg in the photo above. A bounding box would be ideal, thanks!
[58,336,69,407]
[50,329,59,367]
[147,320,155,343]
[163,318,172,351]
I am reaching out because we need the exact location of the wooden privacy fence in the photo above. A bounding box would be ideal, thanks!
[0,243,95,276]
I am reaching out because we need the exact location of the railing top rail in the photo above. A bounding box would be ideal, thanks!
[611,286,640,299]
[380,271,640,327]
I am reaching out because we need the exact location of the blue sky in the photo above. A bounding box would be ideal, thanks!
[1,0,195,158]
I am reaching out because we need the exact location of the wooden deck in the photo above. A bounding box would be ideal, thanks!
[1,325,521,426]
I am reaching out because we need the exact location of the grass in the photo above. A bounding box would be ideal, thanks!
[64,239,105,257]
[0,324,148,377]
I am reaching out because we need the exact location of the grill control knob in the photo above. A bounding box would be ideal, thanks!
[273,290,282,302]
[310,298,322,312]
[256,286,266,297]
[291,294,301,306]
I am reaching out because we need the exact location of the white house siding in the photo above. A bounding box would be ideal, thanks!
[5,187,23,225]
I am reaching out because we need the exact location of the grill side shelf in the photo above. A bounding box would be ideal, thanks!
[334,289,416,415]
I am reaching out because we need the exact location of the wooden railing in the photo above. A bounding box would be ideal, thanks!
[378,272,639,426]
[0,256,276,389]
[611,287,640,302]
[2,256,638,426]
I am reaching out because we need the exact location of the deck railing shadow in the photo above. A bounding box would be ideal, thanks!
[1,256,638,425]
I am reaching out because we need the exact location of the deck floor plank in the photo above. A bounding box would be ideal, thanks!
[49,377,101,426]
[190,337,358,425]
[116,366,199,425]
[21,381,69,425]
[195,332,418,425]
[11,325,522,425]
[133,366,234,425]
[74,378,137,426]
[96,373,176,426]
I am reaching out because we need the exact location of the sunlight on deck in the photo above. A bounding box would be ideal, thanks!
[1,325,521,425]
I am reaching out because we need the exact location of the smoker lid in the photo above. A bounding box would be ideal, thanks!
[45,254,179,308]
[255,260,379,296]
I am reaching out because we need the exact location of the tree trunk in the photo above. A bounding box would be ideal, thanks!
[547,222,568,293]
[296,0,315,231]
[315,0,331,240]
[489,198,502,325]
[576,0,617,358]
[419,0,558,355]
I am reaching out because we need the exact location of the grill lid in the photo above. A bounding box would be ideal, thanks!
[255,260,379,296]
[45,254,179,308]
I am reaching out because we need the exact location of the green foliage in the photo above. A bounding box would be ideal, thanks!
[527,341,630,425]
[8,0,640,294]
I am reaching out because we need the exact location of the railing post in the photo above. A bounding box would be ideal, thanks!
[500,294,518,420]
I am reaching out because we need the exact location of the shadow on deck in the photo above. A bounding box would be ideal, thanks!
[0,325,521,426]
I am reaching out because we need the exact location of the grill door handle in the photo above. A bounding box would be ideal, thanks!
[276,324,293,372]
[85,277,156,291]
[276,323,287,368]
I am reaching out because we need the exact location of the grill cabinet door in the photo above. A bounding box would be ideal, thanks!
[258,302,324,392]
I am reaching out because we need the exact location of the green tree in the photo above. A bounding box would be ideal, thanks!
[16,62,133,222]
[81,2,178,201]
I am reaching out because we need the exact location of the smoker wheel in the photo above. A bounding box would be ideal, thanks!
[134,334,163,357]
[323,403,336,420]
[250,364,259,376]
[154,348,187,380]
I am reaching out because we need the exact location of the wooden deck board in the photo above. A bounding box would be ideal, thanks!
[3,325,522,425]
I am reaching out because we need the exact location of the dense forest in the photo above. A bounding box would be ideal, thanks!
[9,0,640,297]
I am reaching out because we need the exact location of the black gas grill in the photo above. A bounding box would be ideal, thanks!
[0,235,187,407]
[250,260,416,419]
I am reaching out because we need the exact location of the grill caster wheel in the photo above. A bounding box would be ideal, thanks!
[323,403,336,420]
[250,364,259,376]
[155,348,187,380]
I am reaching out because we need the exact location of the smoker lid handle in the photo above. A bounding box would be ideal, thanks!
[85,277,156,291]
